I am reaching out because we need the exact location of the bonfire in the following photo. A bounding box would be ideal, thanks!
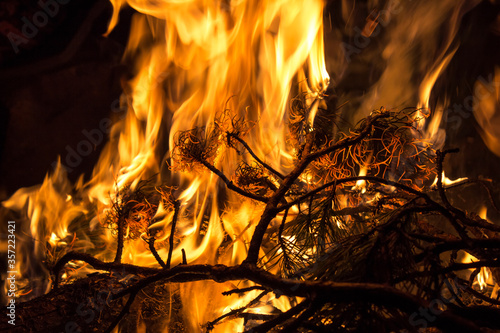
[1,0,499,332]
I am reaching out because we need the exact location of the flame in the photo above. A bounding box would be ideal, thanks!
[431,171,467,188]
[479,206,488,221]
[352,166,367,194]
[349,0,480,150]
[100,0,330,277]
[461,251,494,291]
[473,67,500,156]
[2,1,498,330]
[3,162,90,258]
[3,0,329,330]
[416,50,456,144]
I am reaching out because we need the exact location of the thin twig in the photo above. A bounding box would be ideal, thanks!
[435,149,459,209]
[443,260,500,274]
[246,299,310,333]
[181,248,187,265]
[463,285,500,306]
[414,238,500,262]
[114,217,125,264]
[148,237,167,269]
[280,298,323,333]
[435,149,471,239]
[277,176,428,212]
[278,208,291,269]
[198,158,269,203]
[53,251,488,332]
[228,132,285,180]
[396,260,500,282]
[222,285,268,296]
[104,290,139,333]
[52,251,159,288]
[206,290,269,331]
[166,200,181,269]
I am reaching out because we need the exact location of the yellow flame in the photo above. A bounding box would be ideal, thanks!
[3,162,88,257]
[418,51,456,111]
[462,251,493,291]
[431,171,467,188]
[478,206,488,221]
[101,0,328,328]
[3,0,330,329]
[415,50,456,145]
[353,166,367,194]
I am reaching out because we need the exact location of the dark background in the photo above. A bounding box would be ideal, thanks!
[0,0,133,200]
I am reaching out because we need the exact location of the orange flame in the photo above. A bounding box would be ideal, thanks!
[461,251,494,291]
[3,0,329,330]
[474,67,500,156]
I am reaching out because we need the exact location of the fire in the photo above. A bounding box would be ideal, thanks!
[3,0,329,330]
[431,171,467,188]
[99,0,329,284]
[459,206,495,293]
[474,67,500,156]
[4,0,498,331]
[353,166,367,194]
[416,51,456,145]
[461,251,494,291]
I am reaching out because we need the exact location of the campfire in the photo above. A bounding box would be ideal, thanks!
[1,0,500,332]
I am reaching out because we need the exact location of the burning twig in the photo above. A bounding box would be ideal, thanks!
[166,199,180,269]
[147,237,167,269]
[113,198,126,264]
[181,248,187,265]
[248,299,310,333]
[12,106,500,332]
[197,158,269,203]
[222,285,268,296]
[52,251,158,288]
[227,132,285,180]
[50,256,495,332]
[435,149,460,210]
[244,112,395,266]
[104,290,139,333]
[206,289,269,331]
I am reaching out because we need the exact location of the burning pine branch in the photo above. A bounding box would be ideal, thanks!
[3,106,500,333]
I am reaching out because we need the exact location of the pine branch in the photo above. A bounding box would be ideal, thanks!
[276,175,429,212]
[228,132,285,180]
[244,113,394,265]
[33,108,499,332]
[247,299,310,333]
[166,199,180,269]
[148,237,167,269]
[114,213,125,264]
[52,253,489,332]
[104,290,139,333]
[222,285,268,296]
[197,158,269,203]
[206,290,269,331]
